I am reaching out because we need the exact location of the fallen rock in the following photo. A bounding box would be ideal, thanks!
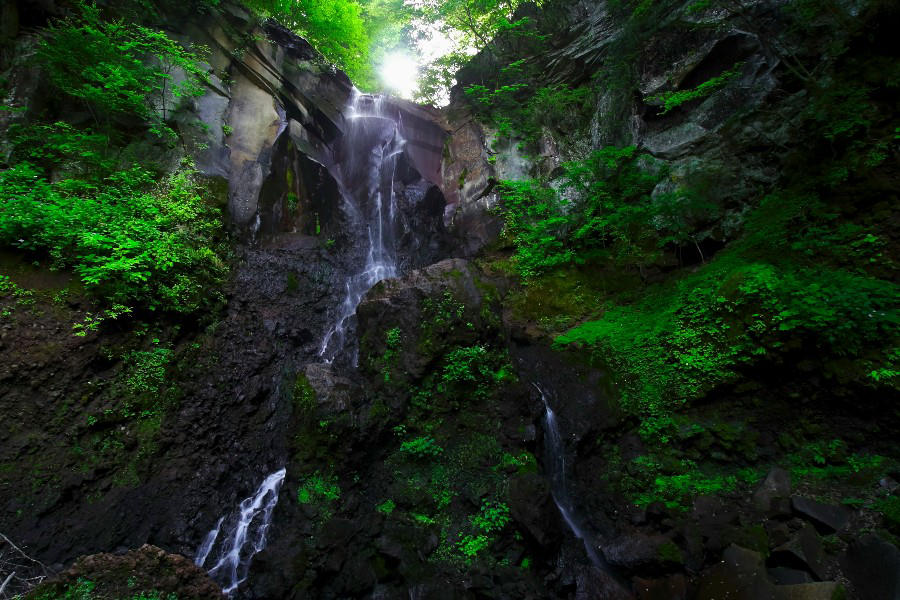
[30,544,223,599]
[603,533,675,570]
[575,564,634,600]
[753,467,792,514]
[773,582,841,600]
[768,567,814,585]
[697,544,774,600]
[634,573,688,600]
[840,534,900,600]
[791,497,851,533]
[769,522,827,581]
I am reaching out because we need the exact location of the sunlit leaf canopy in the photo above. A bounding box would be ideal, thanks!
[244,0,529,103]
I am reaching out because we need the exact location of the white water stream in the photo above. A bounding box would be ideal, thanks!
[196,91,409,596]
[534,383,605,568]
[195,468,286,596]
[318,91,405,364]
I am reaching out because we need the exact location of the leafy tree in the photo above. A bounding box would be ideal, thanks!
[413,0,531,52]
[37,3,208,139]
[0,160,227,313]
[244,0,372,87]
[409,0,539,103]
[495,147,678,279]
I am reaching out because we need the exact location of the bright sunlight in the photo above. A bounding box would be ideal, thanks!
[379,52,418,99]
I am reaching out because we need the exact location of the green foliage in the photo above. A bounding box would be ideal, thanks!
[29,577,178,600]
[412,0,536,102]
[557,255,898,428]
[293,372,317,414]
[7,121,116,178]
[464,82,592,143]
[620,453,760,510]
[455,534,490,559]
[0,161,227,314]
[470,499,510,533]
[499,451,537,473]
[242,0,372,86]
[381,326,402,382]
[495,146,677,278]
[788,441,889,482]
[37,3,208,138]
[376,498,396,514]
[877,495,900,533]
[0,274,36,320]
[650,63,743,114]
[400,435,444,457]
[441,345,511,389]
[297,470,341,520]
[123,346,173,395]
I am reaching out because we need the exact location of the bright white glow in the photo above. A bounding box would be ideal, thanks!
[379,52,418,99]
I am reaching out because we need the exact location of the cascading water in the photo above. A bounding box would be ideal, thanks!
[195,468,286,596]
[534,383,605,568]
[318,91,405,364]
[195,91,410,596]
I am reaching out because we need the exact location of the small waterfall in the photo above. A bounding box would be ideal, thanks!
[196,468,286,596]
[194,516,224,569]
[318,91,405,364]
[535,383,605,568]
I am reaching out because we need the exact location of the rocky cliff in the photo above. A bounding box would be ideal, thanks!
[1,0,898,599]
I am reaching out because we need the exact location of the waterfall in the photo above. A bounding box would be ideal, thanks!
[318,91,405,364]
[195,468,286,596]
[195,92,410,596]
[534,383,605,568]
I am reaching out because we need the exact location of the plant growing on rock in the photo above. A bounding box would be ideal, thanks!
[37,3,209,139]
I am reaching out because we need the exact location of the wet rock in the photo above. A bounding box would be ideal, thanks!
[768,567,814,585]
[575,564,634,600]
[879,477,899,494]
[507,473,559,546]
[769,522,827,581]
[697,544,773,600]
[840,534,900,600]
[357,258,497,383]
[773,582,841,600]
[633,573,688,600]
[303,362,356,415]
[603,534,674,570]
[791,497,851,534]
[440,112,500,255]
[753,467,792,514]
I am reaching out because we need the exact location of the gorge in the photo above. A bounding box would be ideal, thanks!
[1,0,898,599]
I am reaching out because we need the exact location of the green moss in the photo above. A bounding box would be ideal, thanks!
[286,271,299,293]
[650,63,743,114]
[376,498,396,515]
[292,372,317,416]
[876,495,900,533]
[657,540,684,564]
[556,246,898,432]
[297,470,341,521]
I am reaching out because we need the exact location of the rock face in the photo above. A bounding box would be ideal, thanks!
[840,535,900,600]
[32,544,223,599]
[2,0,899,599]
[0,0,454,590]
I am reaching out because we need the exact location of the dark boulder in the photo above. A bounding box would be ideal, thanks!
[791,497,851,534]
[30,544,223,599]
[840,534,900,600]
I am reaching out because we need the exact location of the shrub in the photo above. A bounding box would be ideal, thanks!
[494,146,673,278]
[0,161,227,314]
[37,3,208,139]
